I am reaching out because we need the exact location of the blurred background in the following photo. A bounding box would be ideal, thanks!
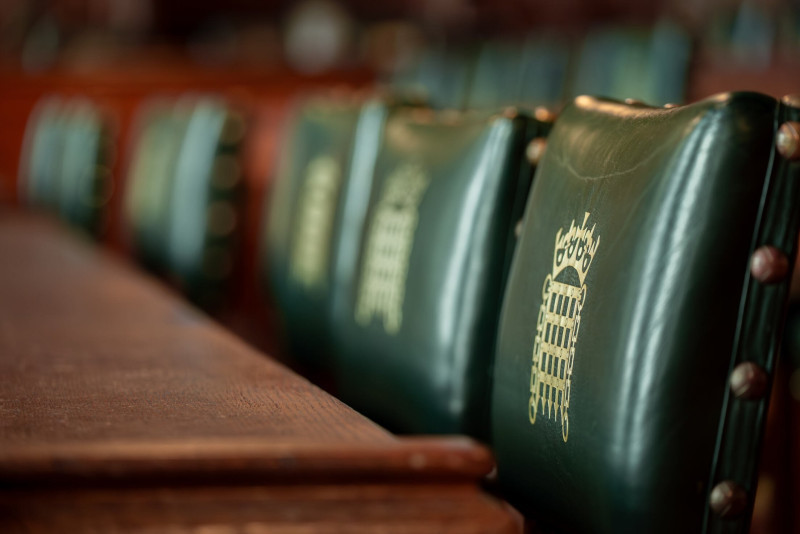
[1,0,800,205]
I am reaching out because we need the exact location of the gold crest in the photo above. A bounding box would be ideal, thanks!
[355,163,429,334]
[289,155,341,289]
[529,212,599,442]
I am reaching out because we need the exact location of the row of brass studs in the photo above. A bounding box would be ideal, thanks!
[516,100,798,522]
[710,116,800,520]
[201,112,245,282]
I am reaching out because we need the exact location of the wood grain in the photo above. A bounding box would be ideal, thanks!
[0,210,519,533]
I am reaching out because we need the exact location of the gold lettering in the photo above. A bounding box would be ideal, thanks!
[530,213,599,442]
[289,156,341,289]
[355,163,429,334]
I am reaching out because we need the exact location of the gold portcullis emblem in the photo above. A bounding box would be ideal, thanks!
[355,163,429,334]
[289,155,341,289]
[529,212,599,442]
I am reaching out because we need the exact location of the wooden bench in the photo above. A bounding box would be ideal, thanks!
[0,209,520,533]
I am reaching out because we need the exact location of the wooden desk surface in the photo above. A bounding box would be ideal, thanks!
[0,210,519,533]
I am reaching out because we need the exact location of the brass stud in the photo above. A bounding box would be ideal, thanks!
[526,137,547,166]
[514,220,523,238]
[776,122,800,160]
[485,465,498,483]
[782,94,800,109]
[663,103,679,109]
[212,154,241,189]
[730,362,768,400]
[750,245,789,284]
[220,113,246,146]
[534,106,555,123]
[207,201,238,237]
[709,480,748,518]
[624,98,646,106]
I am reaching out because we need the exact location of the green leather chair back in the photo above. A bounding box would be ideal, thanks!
[21,96,111,237]
[468,36,569,111]
[21,97,64,210]
[56,98,112,235]
[569,21,691,105]
[492,93,800,534]
[467,41,524,110]
[392,46,474,110]
[264,98,387,367]
[331,107,551,437]
[125,96,243,308]
[126,100,190,270]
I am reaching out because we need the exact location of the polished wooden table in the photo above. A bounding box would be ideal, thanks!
[0,210,519,533]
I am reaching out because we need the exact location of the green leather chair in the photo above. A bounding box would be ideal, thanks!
[391,46,474,110]
[20,96,111,237]
[56,98,112,236]
[331,107,552,437]
[125,100,189,271]
[263,97,388,368]
[492,93,800,533]
[569,21,691,106]
[21,97,64,210]
[467,41,524,110]
[125,96,243,308]
[468,36,570,111]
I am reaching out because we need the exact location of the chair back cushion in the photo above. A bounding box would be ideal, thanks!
[332,108,549,436]
[264,98,387,366]
[21,97,111,237]
[126,96,242,308]
[492,93,800,533]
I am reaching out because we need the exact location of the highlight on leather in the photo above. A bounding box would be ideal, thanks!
[331,107,552,437]
[124,96,243,309]
[19,96,112,237]
[492,92,800,534]
[262,97,387,369]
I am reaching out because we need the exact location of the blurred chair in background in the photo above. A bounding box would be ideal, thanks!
[263,95,388,371]
[569,20,692,106]
[331,106,551,437]
[20,97,63,211]
[19,95,113,238]
[467,34,570,111]
[390,44,474,110]
[125,96,244,310]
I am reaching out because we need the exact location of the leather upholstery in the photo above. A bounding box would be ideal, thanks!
[125,100,189,271]
[21,97,110,237]
[393,47,473,109]
[570,22,690,106]
[58,99,111,234]
[126,97,242,308]
[331,107,550,437]
[492,93,800,533]
[264,98,387,367]
[468,37,569,110]
[22,97,64,210]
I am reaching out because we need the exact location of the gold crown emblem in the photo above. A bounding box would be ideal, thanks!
[552,212,600,286]
[529,211,600,442]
